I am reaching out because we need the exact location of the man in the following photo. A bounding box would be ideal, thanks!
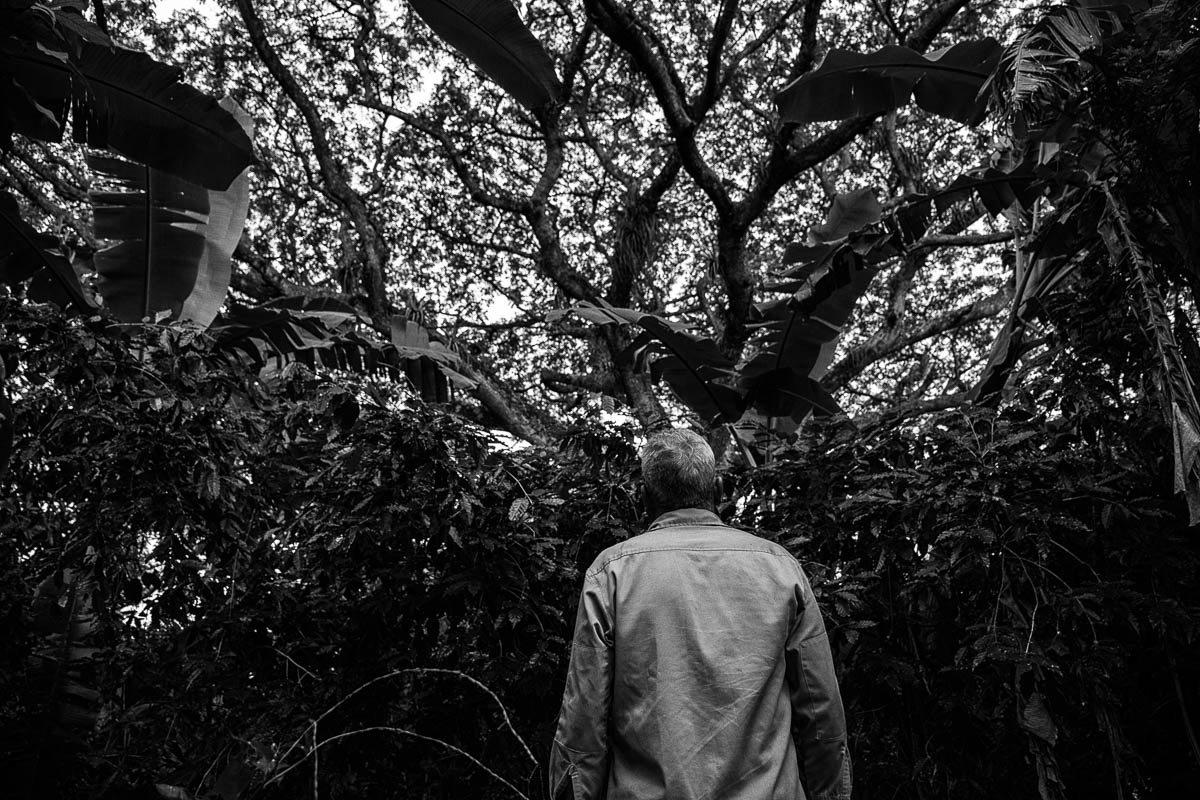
[549,428,852,800]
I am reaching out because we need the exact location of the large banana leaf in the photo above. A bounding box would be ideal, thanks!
[408,0,561,111]
[809,187,882,244]
[213,299,362,367]
[391,315,474,402]
[744,250,878,421]
[993,4,1131,115]
[777,39,1003,126]
[953,146,1108,401]
[742,190,887,424]
[3,12,254,190]
[0,188,96,310]
[88,98,253,325]
[968,199,1092,403]
[210,297,474,403]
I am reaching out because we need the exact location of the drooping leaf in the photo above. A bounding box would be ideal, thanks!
[171,97,253,327]
[88,98,252,325]
[651,355,746,424]
[0,189,96,310]
[809,187,882,244]
[991,4,1126,116]
[777,39,1003,126]
[970,193,1094,403]
[1099,188,1200,522]
[407,0,561,111]
[391,315,475,402]
[209,298,446,390]
[5,37,254,189]
[933,163,1042,217]
[746,249,878,420]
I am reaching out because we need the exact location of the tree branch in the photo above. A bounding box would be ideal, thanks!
[584,0,732,217]
[540,368,617,396]
[854,390,971,425]
[360,99,528,214]
[825,287,1012,391]
[699,0,740,111]
[909,230,1013,252]
[233,0,391,323]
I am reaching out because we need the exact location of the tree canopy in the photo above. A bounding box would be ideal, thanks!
[5,0,1030,443]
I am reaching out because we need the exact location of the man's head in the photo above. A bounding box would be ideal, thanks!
[640,428,717,514]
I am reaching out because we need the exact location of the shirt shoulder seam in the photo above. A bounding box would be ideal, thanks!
[587,545,796,579]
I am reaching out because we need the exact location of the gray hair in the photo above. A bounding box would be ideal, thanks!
[640,429,717,512]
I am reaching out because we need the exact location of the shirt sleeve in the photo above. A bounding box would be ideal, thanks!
[785,562,853,800]
[549,569,614,800]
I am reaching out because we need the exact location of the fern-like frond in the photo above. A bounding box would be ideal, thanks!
[992,3,1126,120]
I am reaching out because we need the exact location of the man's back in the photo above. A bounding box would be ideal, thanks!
[550,508,851,800]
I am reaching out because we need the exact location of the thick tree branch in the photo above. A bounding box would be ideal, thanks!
[699,0,740,111]
[584,0,732,217]
[360,99,528,214]
[854,390,971,425]
[458,361,551,446]
[540,368,617,395]
[825,287,1013,391]
[910,230,1013,252]
[233,0,391,323]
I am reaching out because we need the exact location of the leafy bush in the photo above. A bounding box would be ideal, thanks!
[3,298,1199,799]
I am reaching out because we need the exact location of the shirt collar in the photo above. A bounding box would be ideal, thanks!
[647,508,724,530]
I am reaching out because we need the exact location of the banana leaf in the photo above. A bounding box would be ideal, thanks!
[745,249,878,421]
[88,98,253,325]
[3,29,254,189]
[391,315,474,402]
[408,0,561,111]
[777,39,1003,126]
[0,188,96,310]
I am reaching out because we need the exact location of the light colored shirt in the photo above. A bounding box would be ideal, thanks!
[550,508,852,800]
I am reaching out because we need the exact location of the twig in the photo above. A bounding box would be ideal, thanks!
[1170,652,1200,769]
[270,727,531,800]
[271,667,538,784]
[274,647,317,681]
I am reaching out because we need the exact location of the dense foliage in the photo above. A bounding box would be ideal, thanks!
[4,289,1199,798]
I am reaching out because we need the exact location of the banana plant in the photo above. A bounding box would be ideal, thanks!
[777,38,1003,126]
[0,1,255,310]
[407,0,562,111]
[1100,187,1200,522]
[87,98,254,326]
[210,296,475,404]
[777,0,1200,518]
[1,2,254,188]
